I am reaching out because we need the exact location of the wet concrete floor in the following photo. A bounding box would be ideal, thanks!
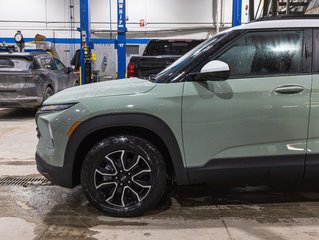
[1,108,319,240]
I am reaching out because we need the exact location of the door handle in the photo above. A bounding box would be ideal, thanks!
[274,85,305,94]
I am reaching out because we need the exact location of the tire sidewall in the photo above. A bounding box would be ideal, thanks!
[81,135,167,217]
[44,87,54,101]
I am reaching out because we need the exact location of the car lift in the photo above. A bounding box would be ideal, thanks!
[79,0,126,85]
[79,0,92,85]
[116,0,127,79]
[232,0,243,26]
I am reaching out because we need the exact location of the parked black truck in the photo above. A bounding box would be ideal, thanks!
[127,39,204,79]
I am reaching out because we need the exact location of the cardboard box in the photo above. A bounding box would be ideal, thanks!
[35,34,46,42]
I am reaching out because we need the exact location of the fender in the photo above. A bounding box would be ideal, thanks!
[64,113,189,186]
[44,80,55,93]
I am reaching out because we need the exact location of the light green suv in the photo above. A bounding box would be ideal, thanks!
[36,16,319,217]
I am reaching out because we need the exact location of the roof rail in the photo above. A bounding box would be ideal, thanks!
[253,14,319,22]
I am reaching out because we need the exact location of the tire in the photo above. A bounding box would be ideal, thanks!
[44,87,54,101]
[81,135,167,217]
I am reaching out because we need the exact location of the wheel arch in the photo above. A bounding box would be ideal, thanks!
[38,70,55,93]
[64,113,189,187]
[45,82,55,93]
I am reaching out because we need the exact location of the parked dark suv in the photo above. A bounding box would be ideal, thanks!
[0,52,79,108]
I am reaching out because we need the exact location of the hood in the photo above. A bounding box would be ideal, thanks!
[44,78,156,104]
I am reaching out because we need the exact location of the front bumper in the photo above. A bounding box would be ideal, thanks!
[36,152,74,188]
[0,97,42,108]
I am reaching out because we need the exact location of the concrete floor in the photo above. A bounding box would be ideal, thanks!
[1,108,319,240]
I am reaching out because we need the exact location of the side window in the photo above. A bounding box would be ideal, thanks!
[54,59,67,71]
[215,30,304,78]
[313,29,319,72]
[41,57,57,70]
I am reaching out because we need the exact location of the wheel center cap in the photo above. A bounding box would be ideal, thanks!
[120,175,127,182]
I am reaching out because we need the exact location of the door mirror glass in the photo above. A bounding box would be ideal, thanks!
[187,60,230,81]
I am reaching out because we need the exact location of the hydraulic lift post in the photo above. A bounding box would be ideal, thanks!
[79,0,93,85]
[232,0,243,27]
[116,0,127,79]
[263,0,269,16]
[249,0,255,21]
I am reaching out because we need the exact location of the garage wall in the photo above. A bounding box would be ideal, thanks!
[0,0,252,77]
[0,0,242,36]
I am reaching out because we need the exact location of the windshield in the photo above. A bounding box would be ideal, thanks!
[154,33,226,83]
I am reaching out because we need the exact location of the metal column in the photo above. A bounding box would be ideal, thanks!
[271,0,278,16]
[232,0,242,27]
[263,0,269,16]
[249,0,255,21]
[116,0,127,79]
[79,0,92,85]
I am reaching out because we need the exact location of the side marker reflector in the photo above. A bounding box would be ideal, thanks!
[67,121,81,138]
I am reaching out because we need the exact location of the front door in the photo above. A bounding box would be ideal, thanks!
[53,58,70,90]
[182,29,312,184]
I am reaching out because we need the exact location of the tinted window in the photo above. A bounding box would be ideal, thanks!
[312,29,319,72]
[41,57,57,70]
[55,59,66,71]
[216,31,303,77]
[41,57,67,72]
[0,57,31,71]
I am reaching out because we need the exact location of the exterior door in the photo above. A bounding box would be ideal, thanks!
[182,29,312,184]
[40,56,61,91]
[40,57,69,91]
[54,58,70,90]
[305,28,319,179]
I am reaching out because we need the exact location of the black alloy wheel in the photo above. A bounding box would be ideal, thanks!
[81,135,167,217]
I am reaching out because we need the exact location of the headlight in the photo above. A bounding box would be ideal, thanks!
[37,103,76,113]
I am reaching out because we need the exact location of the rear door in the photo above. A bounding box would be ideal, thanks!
[305,28,319,179]
[40,56,68,92]
[54,58,73,89]
[40,56,59,91]
[182,29,312,184]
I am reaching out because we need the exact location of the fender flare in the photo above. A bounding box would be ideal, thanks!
[64,113,189,186]
[44,81,55,93]
[38,70,55,93]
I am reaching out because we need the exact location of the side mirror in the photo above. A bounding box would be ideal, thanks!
[67,67,74,74]
[187,60,230,81]
[29,62,35,70]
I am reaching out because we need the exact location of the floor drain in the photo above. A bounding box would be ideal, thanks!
[0,176,52,186]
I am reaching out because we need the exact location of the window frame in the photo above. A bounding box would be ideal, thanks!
[155,30,240,83]
[181,28,312,81]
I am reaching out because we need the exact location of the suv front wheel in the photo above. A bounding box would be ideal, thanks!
[81,135,168,217]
